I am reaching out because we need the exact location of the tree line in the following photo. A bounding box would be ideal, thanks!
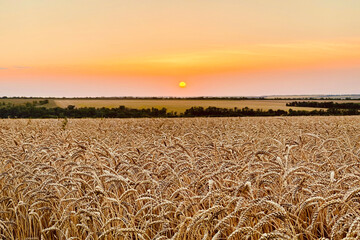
[286,101,360,109]
[184,106,359,117]
[0,103,359,118]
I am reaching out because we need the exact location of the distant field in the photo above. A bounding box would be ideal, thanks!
[2,98,360,113]
[54,99,326,113]
[0,98,57,108]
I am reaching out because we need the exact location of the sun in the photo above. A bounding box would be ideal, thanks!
[179,81,186,88]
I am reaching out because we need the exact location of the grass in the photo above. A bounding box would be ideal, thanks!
[0,116,360,239]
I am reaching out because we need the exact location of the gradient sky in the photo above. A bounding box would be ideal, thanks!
[1,0,360,97]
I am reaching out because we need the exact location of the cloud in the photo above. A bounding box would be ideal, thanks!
[14,66,30,69]
[0,66,30,70]
[0,66,33,71]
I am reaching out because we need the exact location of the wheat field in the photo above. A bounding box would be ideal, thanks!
[0,117,360,239]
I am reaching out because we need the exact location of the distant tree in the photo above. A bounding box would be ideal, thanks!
[67,105,75,110]
[39,99,49,105]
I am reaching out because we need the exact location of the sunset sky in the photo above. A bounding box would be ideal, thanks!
[1,0,360,97]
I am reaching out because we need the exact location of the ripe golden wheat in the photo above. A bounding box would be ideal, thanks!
[0,116,360,239]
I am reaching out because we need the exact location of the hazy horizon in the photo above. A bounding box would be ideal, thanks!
[2,93,360,98]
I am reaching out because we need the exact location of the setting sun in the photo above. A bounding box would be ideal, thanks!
[179,81,187,88]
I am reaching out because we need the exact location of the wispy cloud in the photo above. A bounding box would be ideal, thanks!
[0,66,30,70]
[14,66,30,69]
[258,41,360,52]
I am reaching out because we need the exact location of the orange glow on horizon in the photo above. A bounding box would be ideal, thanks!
[1,40,359,79]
